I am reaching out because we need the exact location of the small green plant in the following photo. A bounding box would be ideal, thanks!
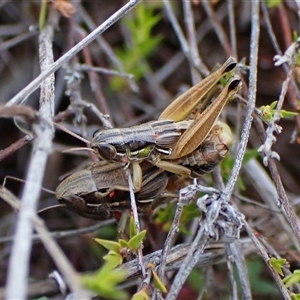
[111,3,162,90]
[179,203,202,234]
[268,257,286,276]
[81,252,127,300]
[282,270,300,288]
[155,203,174,232]
[81,217,166,299]
[258,100,298,122]
[281,269,300,299]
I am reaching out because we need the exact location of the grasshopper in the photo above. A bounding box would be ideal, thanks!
[55,161,168,220]
[145,75,241,177]
[55,122,232,220]
[90,57,239,181]
[90,119,193,161]
[55,57,240,220]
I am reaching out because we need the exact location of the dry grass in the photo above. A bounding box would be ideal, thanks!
[1,1,300,299]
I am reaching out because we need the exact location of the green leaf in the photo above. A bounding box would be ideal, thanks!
[187,269,204,293]
[155,203,174,231]
[268,257,286,276]
[39,0,47,30]
[152,268,167,293]
[282,270,300,288]
[246,259,279,294]
[103,250,123,268]
[130,216,136,239]
[219,149,258,191]
[270,100,277,109]
[291,293,300,300]
[94,238,121,252]
[220,70,236,87]
[242,148,259,165]
[128,230,146,251]
[132,289,149,300]
[81,265,127,299]
[279,110,298,118]
[258,102,276,121]
[178,203,202,235]
[118,239,129,248]
[258,100,298,121]
[180,203,201,224]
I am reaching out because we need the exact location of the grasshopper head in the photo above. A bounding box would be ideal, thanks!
[92,143,118,161]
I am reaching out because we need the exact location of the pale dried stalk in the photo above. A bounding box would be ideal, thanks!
[1,186,91,299]
[0,220,115,244]
[5,11,57,299]
[162,0,203,76]
[222,1,260,198]
[76,3,139,93]
[201,0,232,56]
[0,238,255,299]
[182,0,202,83]
[6,0,143,107]
[163,1,260,299]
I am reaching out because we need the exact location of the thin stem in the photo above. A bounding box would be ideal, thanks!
[201,1,232,56]
[182,0,202,83]
[39,0,47,30]
[6,0,143,107]
[125,167,145,277]
[6,10,58,298]
[162,0,204,76]
[222,1,260,197]
[227,0,237,57]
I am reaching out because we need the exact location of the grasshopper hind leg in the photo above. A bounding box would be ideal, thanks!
[58,194,112,220]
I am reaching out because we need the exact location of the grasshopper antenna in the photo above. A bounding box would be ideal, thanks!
[38,204,67,214]
[54,122,97,154]
[54,122,90,145]
[3,176,55,195]
[2,176,64,214]
[62,147,96,154]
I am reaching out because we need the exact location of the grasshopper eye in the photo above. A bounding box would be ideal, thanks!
[96,143,117,161]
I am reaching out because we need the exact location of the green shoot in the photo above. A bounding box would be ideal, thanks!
[111,3,162,90]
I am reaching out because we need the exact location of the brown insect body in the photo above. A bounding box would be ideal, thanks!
[55,123,231,220]
[55,58,239,220]
[173,122,232,176]
[91,119,192,161]
[176,137,228,176]
[55,161,168,220]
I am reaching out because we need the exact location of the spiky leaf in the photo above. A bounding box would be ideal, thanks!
[128,230,146,251]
